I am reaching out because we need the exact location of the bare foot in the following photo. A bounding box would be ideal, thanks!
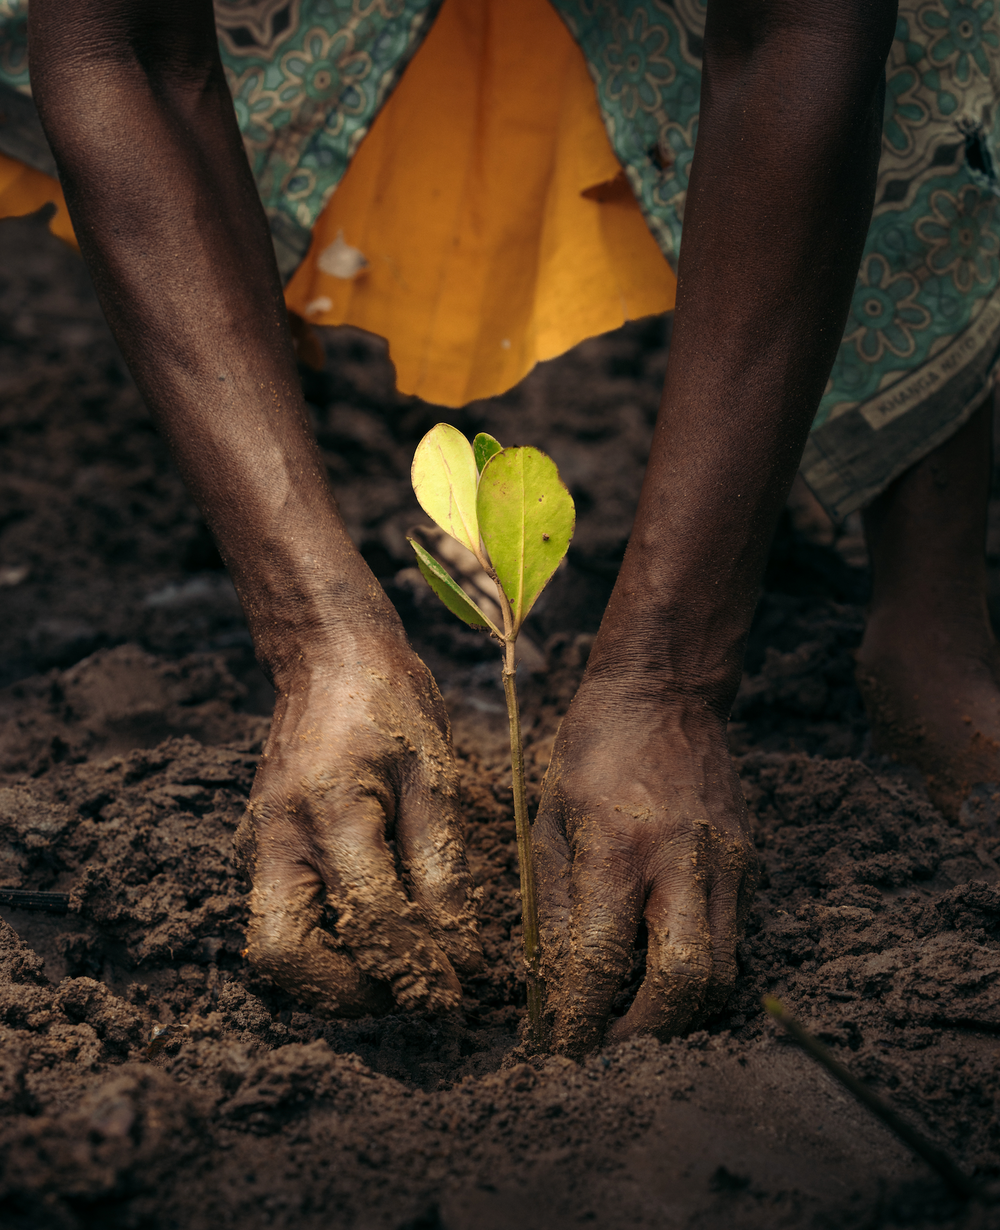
[533,680,757,1057]
[856,617,1000,820]
[234,637,484,1017]
[858,397,998,821]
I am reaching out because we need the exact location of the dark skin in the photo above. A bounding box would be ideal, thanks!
[858,396,1000,821]
[29,0,896,1046]
[29,0,484,1017]
[534,1,898,1051]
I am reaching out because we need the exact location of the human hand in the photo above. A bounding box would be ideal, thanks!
[234,641,483,1016]
[533,684,757,1055]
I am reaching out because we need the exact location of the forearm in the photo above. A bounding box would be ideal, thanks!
[28,0,396,682]
[589,0,897,711]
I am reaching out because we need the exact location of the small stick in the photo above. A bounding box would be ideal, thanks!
[0,887,70,914]
[763,996,981,1200]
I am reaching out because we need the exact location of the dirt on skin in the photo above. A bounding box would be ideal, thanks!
[2,210,1000,1229]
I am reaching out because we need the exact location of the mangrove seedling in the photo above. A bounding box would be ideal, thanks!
[409,424,575,1041]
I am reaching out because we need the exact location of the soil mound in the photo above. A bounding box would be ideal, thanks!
[2,211,999,1229]
[2,649,998,1229]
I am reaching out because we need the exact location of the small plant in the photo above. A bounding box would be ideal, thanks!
[409,424,575,1041]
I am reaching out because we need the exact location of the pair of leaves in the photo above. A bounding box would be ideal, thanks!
[409,424,575,639]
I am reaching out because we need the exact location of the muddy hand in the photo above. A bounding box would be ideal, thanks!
[235,644,483,1017]
[534,687,757,1056]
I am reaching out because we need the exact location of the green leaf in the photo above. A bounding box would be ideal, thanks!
[473,432,502,474]
[477,447,575,635]
[411,424,481,559]
[408,539,501,635]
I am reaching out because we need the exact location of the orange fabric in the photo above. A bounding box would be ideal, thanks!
[284,0,676,406]
[0,0,677,407]
[0,150,77,248]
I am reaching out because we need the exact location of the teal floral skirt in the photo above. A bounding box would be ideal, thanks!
[1,0,998,518]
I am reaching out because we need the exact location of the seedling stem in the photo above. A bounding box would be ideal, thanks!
[498,592,543,1030]
[409,425,574,1046]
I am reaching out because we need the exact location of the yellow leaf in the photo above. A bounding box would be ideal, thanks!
[411,424,483,561]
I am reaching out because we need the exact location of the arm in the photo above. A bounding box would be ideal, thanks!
[29,0,483,1015]
[537,0,897,1052]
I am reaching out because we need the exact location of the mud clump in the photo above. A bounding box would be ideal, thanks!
[2,661,999,1228]
[0,643,268,777]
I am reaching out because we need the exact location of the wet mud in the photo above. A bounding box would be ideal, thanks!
[2,211,1000,1229]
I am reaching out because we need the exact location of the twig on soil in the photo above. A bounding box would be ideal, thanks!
[763,996,983,1201]
[0,887,70,914]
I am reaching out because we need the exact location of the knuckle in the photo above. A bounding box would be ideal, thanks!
[244,878,320,969]
[723,835,757,877]
[243,910,301,978]
[532,823,570,864]
[577,929,632,978]
[427,907,484,971]
[243,910,391,1019]
[450,939,486,979]
[657,944,714,993]
[233,796,299,867]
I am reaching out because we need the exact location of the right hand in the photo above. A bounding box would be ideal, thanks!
[533,681,758,1055]
[234,640,484,1016]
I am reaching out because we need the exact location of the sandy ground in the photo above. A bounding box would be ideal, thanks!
[1,210,999,1229]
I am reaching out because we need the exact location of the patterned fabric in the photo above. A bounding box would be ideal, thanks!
[214,0,444,275]
[2,0,999,516]
[0,1,444,276]
[0,1,26,92]
[550,0,704,266]
[557,0,1000,517]
[802,1,1000,516]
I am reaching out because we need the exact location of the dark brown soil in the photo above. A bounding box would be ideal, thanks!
[2,210,999,1230]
